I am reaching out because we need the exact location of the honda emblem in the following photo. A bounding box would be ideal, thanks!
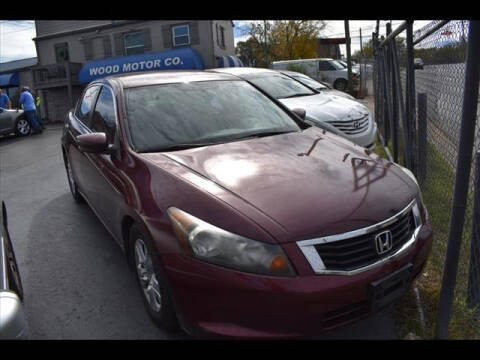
[375,230,393,254]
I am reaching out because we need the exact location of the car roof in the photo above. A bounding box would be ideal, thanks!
[207,67,276,77]
[97,70,241,89]
[278,70,308,77]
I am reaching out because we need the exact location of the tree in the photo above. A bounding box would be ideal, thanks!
[269,21,326,61]
[237,20,326,67]
[236,38,263,67]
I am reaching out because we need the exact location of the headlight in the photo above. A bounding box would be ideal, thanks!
[167,207,295,277]
[398,165,419,187]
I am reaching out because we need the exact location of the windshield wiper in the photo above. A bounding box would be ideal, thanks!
[144,142,219,152]
[228,130,296,142]
[279,93,315,99]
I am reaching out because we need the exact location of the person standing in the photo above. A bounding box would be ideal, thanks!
[34,92,44,129]
[28,88,44,129]
[19,87,41,134]
[0,88,12,109]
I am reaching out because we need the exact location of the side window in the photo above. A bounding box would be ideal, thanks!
[75,86,100,126]
[55,42,70,63]
[318,61,331,71]
[172,24,190,46]
[219,25,225,48]
[124,31,145,55]
[91,87,116,143]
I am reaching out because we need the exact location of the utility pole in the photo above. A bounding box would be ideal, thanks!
[360,28,364,58]
[264,20,268,67]
[344,20,353,94]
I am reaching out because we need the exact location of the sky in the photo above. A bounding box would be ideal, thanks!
[0,20,37,63]
[0,20,434,64]
[233,20,433,55]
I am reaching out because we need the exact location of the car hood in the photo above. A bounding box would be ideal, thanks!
[141,127,418,242]
[323,89,356,101]
[279,93,369,123]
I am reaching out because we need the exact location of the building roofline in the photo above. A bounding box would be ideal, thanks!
[0,57,38,73]
[33,20,144,41]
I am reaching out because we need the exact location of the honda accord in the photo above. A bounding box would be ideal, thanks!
[61,70,432,339]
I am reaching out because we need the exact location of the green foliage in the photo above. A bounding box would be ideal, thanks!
[374,128,480,339]
[235,20,326,68]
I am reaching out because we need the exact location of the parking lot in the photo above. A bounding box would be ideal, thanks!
[0,124,398,339]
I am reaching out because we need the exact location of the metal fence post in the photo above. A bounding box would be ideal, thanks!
[391,35,411,168]
[468,151,480,310]
[389,38,399,163]
[406,20,417,174]
[417,93,427,184]
[435,20,480,339]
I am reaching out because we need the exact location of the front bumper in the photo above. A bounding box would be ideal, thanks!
[161,222,432,339]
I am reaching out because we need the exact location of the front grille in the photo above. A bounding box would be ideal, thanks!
[328,115,370,135]
[314,210,416,272]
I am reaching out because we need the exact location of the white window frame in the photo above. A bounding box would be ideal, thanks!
[172,24,190,47]
[124,31,145,55]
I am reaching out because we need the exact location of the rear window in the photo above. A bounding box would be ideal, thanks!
[243,73,315,99]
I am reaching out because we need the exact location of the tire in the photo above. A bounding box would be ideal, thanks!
[334,78,347,91]
[14,117,31,137]
[130,224,178,329]
[64,151,84,203]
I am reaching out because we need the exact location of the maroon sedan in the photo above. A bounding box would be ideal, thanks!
[61,70,432,339]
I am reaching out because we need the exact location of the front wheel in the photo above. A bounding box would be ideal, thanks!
[334,78,347,91]
[15,118,31,137]
[64,152,83,203]
[130,225,178,330]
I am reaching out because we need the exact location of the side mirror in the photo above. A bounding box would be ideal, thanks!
[292,108,306,120]
[76,133,109,153]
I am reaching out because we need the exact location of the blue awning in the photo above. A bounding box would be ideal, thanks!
[217,55,244,68]
[0,72,19,87]
[78,48,205,84]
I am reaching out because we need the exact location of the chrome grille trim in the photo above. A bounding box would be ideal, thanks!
[296,199,422,276]
[328,115,370,135]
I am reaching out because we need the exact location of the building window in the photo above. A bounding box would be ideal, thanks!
[124,31,145,55]
[219,25,225,48]
[172,24,190,47]
[55,43,70,63]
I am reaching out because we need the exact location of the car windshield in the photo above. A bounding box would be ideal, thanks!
[124,80,301,153]
[289,74,328,91]
[330,60,347,70]
[243,73,316,99]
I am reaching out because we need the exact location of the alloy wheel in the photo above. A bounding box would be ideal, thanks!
[16,119,31,135]
[134,238,162,312]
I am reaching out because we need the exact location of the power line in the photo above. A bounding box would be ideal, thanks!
[0,27,35,35]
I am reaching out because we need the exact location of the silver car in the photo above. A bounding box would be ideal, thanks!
[0,107,30,137]
[207,67,377,150]
[278,70,357,101]
[0,201,28,339]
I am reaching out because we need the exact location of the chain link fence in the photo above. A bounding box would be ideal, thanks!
[372,20,480,338]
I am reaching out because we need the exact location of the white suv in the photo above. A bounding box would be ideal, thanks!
[271,58,360,91]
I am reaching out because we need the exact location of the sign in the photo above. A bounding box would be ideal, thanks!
[78,48,205,84]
